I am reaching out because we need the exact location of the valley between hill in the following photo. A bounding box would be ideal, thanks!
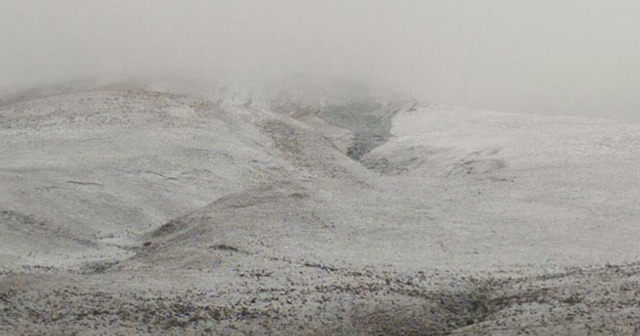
[2,78,640,335]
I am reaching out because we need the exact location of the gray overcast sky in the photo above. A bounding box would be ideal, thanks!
[1,0,640,120]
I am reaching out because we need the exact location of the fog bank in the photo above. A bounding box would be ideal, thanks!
[1,0,639,120]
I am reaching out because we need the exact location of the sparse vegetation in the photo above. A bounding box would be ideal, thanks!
[2,79,640,335]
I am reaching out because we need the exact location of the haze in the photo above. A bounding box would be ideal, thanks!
[1,0,639,120]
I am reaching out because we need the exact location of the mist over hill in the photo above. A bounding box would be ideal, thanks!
[2,0,640,333]
[2,1,640,121]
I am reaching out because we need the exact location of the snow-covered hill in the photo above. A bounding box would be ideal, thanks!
[1,79,640,335]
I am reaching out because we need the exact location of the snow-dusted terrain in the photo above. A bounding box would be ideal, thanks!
[1,78,640,335]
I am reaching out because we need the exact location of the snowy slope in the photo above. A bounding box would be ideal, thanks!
[2,80,640,335]
[0,88,282,267]
[363,104,640,268]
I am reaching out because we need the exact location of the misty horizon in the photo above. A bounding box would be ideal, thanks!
[4,2,640,334]
[1,0,639,121]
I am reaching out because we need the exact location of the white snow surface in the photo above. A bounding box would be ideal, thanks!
[2,81,640,335]
[364,104,640,268]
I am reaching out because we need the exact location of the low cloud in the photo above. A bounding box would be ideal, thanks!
[1,0,639,120]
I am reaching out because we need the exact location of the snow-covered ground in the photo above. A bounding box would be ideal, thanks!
[1,79,640,334]
[364,105,640,269]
